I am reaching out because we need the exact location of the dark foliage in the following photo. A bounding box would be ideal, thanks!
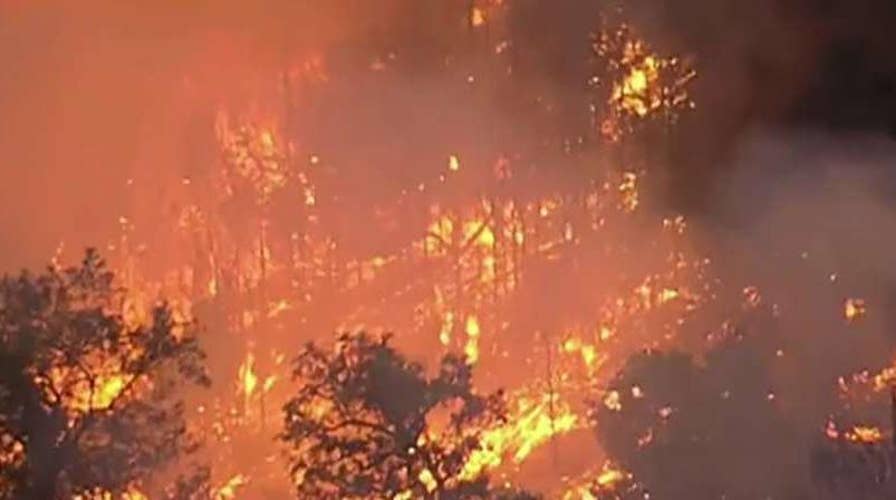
[810,389,896,500]
[0,249,210,499]
[592,334,806,499]
[279,332,520,499]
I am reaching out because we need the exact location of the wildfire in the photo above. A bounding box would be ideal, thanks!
[27,8,719,497]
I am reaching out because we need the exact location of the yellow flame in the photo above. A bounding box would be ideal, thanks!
[845,298,866,321]
[215,474,249,500]
[238,351,258,405]
[471,7,486,27]
[462,393,578,480]
[464,315,481,364]
[122,489,148,500]
[612,55,661,118]
[846,425,884,444]
[439,310,454,346]
[418,468,438,493]
[449,154,461,171]
[596,467,625,487]
[48,363,130,414]
[463,220,495,248]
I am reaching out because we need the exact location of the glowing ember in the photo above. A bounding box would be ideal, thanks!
[603,390,622,412]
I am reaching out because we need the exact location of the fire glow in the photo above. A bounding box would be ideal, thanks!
[14,2,892,499]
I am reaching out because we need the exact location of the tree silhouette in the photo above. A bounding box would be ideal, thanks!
[592,334,805,499]
[810,389,896,499]
[811,435,896,499]
[279,332,515,499]
[0,249,210,499]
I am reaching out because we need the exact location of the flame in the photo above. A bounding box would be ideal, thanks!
[88,375,127,410]
[845,298,866,321]
[44,358,135,415]
[215,474,249,499]
[449,154,461,171]
[72,485,148,500]
[594,24,695,141]
[596,467,625,487]
[439,310,455,346]
[561,335,605,372]
[471,7,486,27]
[122,489,148,500]
[418,468,438,493]
[612,54,660,118]
[215,111,291,205]
[462,392,578,480]
[846,425,884,444]
[238,351,259,407]
[603,390,622,412]
[463,219,496,248]
[465,314,482,364]
[560,461,633,499]
[54,19,714,494]
[267,298,293,319]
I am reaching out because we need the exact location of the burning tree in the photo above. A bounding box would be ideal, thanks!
[591,20,695,143]
[0,250,210,499]
[280,332,530,499]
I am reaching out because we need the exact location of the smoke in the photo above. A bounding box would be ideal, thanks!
[600,130,896,497]
[618,0,896,210]
[714,129,896,413]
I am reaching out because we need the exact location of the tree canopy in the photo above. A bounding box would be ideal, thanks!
[592,334,805,499]
[0,250,209,499]
[279,332,516,499]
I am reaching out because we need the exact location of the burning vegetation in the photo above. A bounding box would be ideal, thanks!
[3,1,896,499]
